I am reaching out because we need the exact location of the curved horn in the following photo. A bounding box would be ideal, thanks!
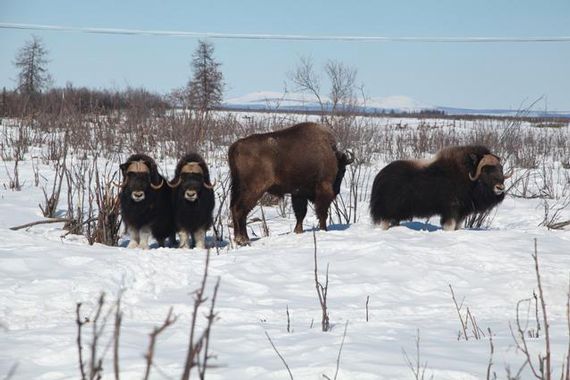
[127,160,149,173]
[180,162,204,175]
[150,179,164,190]
[204,180,216,189]
[113,180,127,188]
[167,177,182,188]
[503,168,514,179]
[469,154,501,181]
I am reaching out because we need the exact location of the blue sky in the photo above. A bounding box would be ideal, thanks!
[1,0,569,110]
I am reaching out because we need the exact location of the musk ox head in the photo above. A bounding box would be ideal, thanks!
[468,153,512,196]
[169,159,214,203]
[119,155,164,203]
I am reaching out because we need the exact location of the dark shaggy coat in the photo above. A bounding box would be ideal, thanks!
[171,153,215,247]
[228,122,354,245]
[370,145,508,230]
[119,153,175,246]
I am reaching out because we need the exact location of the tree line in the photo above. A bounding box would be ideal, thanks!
[0,36,225,117]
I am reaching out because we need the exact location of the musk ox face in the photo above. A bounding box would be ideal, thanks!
[180,173,205,202]
[169,161,214,202]
[119,160,164,203]
[468,154,511,197]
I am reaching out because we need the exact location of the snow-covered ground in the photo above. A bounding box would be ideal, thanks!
[1,117,570,379]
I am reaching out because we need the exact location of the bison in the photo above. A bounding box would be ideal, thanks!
[119,154,176,248]
[369,145,511,231]
[229,122,354,245]
[169,153,215,249]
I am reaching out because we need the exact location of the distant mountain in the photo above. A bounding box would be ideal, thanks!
[223,91,570,118]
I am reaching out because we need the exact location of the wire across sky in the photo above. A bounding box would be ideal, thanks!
[1,22,570,43]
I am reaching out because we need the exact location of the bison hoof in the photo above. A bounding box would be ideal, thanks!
[234,235,250,246]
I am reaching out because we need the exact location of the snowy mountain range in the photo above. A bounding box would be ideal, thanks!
[223,91,570,117]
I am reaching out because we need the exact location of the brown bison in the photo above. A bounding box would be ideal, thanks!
[168,153,215,249]
[370,145,511,230]
[229,122,354,245]
[119,154,176,248]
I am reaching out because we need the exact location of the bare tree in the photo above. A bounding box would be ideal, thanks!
[13,36,51,98]
[187,40,224,116]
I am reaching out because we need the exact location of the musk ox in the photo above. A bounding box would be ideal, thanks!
[370,145,511,231]
[119,154,176,248]
[229,122,354,245]
[169,153,215,249]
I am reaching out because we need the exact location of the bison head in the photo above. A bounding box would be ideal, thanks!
[119,158,164,203]
[468,154,512,196]
[169,162,214,202]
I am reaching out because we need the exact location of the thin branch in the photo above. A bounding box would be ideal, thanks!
[265,331,294,380]
[10,217,72,231]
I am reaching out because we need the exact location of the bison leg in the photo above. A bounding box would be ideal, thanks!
[193,229,206,249]
[292,195,308,234]
[127,226,140,248]
[315,182,335,231]
[179,230,191,248]
[231,190,263,245]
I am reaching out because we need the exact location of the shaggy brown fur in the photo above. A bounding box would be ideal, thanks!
[229,122,353,245]
[370,145,509,231]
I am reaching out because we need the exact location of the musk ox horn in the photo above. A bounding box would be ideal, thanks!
[503,168,514,179]
[167,177,182,188]
[127,160,150,173]
[204,180,216,189]
[469,154,501,181]
[180,162,204,175]
[150,179,164,190]
[113,180,127,188]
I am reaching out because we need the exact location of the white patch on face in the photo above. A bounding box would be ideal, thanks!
[131,191,145,202]
[184,189,198,202]
[442,219,457,231]
[494,184,506,195]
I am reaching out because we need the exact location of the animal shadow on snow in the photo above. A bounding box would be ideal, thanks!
[400,221,440,232]
[118,236,230,250]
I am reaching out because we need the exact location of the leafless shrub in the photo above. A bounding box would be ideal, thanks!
[402,329,434,380]
[75,252,220,379]
[39,139,68,217]
[508,239,570,380]
[313,231,330,332]
[265,331,294,380]
[449,284,485,340]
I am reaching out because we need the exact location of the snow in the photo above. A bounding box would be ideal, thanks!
[1,117,570,379]
[225,91,434,112]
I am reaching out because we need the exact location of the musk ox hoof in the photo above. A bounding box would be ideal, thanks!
[294,225,304,234]
[127,240,139,249]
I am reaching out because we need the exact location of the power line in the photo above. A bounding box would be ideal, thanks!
[1,22,570,43]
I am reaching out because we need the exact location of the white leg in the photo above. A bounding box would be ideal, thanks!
[127,227,140,248]
[378,219,390,230]
[193,229,207,249]
[179,230,190,248]
[442,219,457,231]
[139,227,151,249]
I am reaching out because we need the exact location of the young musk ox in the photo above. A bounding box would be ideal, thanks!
[119,154,176,248]
[229,122,354,245]
[168,153,215,249]
[370,145,512,231]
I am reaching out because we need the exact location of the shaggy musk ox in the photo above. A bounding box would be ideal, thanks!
[370,145,512,231]
[119,154,175,248]
[169,153,215,249]
[229,122,354,245]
